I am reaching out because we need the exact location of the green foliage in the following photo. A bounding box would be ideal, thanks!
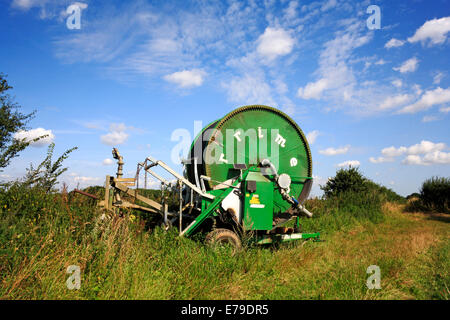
[406,192,420,200]
[0,74,41,171]
[419,176,450,213]
[302,189,385,234]
[24,143,77,193]
[0,183,447,300]
[320,167,368,198]
[320,167,404,203]
[365,180,405,203]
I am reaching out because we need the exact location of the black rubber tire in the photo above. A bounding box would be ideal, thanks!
[205,228,242,252]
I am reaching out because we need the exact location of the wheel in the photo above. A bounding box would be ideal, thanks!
[205,228,242,253]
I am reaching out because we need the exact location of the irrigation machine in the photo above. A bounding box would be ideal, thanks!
[95,105,320,249]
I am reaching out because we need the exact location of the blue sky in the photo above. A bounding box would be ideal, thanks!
[1,0,450,196]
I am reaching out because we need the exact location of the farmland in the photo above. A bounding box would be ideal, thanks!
[1,183,448,300]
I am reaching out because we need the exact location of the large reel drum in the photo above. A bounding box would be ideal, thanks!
[186,105,313,214]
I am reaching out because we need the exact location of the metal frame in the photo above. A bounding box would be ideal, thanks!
[97,148,320,245]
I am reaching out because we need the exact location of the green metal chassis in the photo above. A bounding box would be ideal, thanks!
[183,167,320,244]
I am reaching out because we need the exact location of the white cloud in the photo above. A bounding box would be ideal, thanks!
[256,27,295,62]
[306,130,320,144]
[321,0,337,12]
[412,84,423,96]
[433,72,444,85]
[11,0,86,20]
[407,17,450,46]
[385,38,405,48]
[297,78,329,100]
[13,128,55,147]
[11,0,35,9]
[440,106,450,113]
[100,123,129,146]
[381,146,408,157]
[406,141,446,155]
[391,79,403,88]
[422,151,450,164]
[422,115,438,122]
[163,69,206,88]
[319,145,350,156]
[222,74,275,105]
[296,20,406,116]
[337,160,360,167]
[369,156,394,163]
[393,57,419,73]
[375,59,387,65]
[102,158,114,166]
[402,151,450,165]
[378,94,411,110]
[402,155,422,165]
[398,87,450,114]
[377,140,449,166]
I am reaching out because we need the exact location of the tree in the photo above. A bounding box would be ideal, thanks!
[24,142,78,193]
[320,166,368,198]
[0,74,42,171]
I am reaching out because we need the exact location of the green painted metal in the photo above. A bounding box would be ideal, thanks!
[243,171,274,230]
[185,170,251,236]
[255,232,320,245]
[186,105,313,214]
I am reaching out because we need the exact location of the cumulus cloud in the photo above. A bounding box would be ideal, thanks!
[256,27,294,62]
[402,151,450,165]
[100,123,129,146]
[378,94,411,110]
[163,69,206,88]
[373,140,449,166]
[306,130,320,144]
[13,128,55,147]
[407,17,450,46]
[385,38,405,48]
[393,57,419,73]
[398,87,450,114]
[319,145,350,156]
[383,140,446,157]
[102,158,114,165]
[337,160,360,167]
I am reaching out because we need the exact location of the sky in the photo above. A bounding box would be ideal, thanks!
[1,0,450,197]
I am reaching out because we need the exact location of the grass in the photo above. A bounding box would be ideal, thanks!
[0,184,448,300]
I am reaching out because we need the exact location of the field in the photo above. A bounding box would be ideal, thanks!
[0,185,448,300]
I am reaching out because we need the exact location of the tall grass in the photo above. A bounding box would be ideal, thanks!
[0,180,445,300]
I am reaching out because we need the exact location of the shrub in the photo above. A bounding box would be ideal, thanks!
[320,167,404,203]
[420,176,449,213]
[320,167,368,198]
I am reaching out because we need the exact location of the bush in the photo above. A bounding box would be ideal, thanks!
[320,167,368,198]
[321,167,404,203]
[420,176,449,213]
